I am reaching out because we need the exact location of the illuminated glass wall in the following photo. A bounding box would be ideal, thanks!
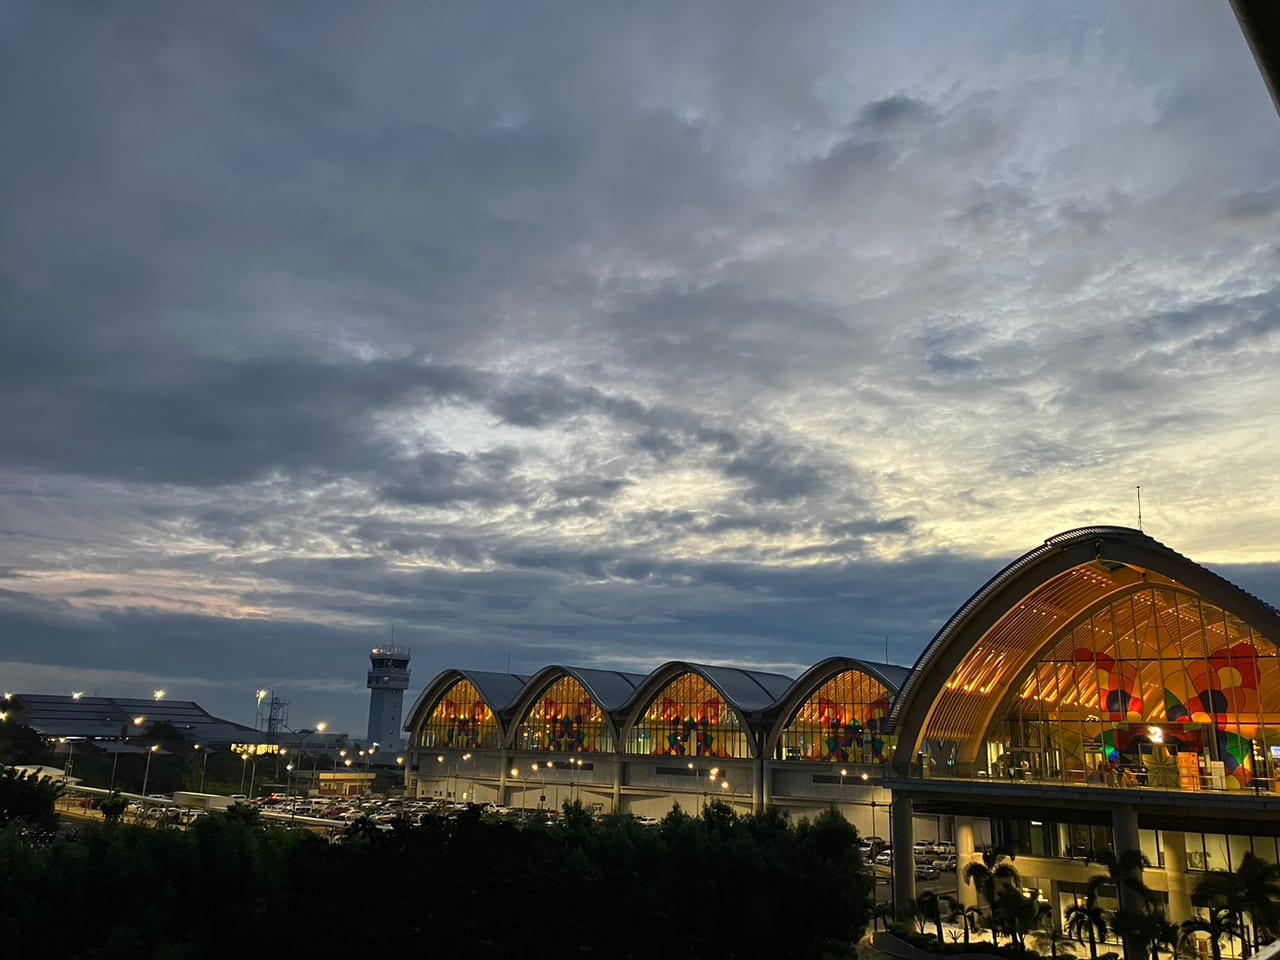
[778,669,895,762]
[513,675,612,753]
[987,587,1280,790]
[416,678,500,750]
[625,672,750,758]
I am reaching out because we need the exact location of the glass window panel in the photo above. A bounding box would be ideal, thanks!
[986,587,1280,793]
[1204,833,1230,873]
[1252,837,1279,865]
[778,669,895,763]
[512,675,613,753]
[626,672,750,758]
[417,678,500,750]
[1228,835,1254,872]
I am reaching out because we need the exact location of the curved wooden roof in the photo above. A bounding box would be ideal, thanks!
[887,526,1280,773]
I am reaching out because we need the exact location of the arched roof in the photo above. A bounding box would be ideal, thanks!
[503,665,649,749]
[403,669,531,735]
[620,661,798,746]
[887,526,1280,772]
[765,656,909,753]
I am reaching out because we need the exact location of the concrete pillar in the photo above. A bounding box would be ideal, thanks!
[1047,880,1063,929]
[956,817,979,909]
[938,815,955,843]
[612,757,623,813]
[891,793,915,915]
[755,734,767,813]
[1163,831,1192,923]
[1111,805,1143,912]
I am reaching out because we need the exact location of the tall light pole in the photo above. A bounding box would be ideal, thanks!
[247,752,259,800]
[254,689,269,731]
[60,737,78,780]
[111,715,145,792]
[141,744,160,797]
[194,744,211,792]
[239,751,250,794]
[840,767,848,812]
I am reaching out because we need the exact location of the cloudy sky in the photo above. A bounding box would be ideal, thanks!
[2,1,1278,737]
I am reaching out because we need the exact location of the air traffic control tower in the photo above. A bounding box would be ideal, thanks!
[366,644,411,751]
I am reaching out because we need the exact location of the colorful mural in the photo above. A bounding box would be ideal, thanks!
[1000,588,1280,790]
[778,669,895,762]
[513,675,612,753]
[625,672,750,759]
[417,678,499,750]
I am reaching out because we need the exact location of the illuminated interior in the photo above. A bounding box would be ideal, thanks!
[416,678,500,750]
[975,586,1280,789]
[625,672,750,759]
[512,674,612,753]
[777,669,895,763]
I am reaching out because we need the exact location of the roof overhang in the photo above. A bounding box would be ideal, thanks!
[888,527,1280,774]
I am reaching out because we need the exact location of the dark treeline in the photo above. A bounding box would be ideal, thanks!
[0,798,871,960]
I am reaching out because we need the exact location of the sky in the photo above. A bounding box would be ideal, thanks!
[2,2,1279,738]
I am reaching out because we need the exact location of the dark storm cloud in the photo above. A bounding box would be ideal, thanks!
[2,1,1279,735]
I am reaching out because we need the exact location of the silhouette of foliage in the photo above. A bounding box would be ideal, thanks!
[0,800,872,959]
[0,768,62,830]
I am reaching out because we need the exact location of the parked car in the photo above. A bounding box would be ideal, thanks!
[874,849,893,866]
[916,864,940,880]
[932,856,957,871]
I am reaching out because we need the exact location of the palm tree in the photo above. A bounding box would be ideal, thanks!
[994,886,1052,956]
[1191,854,1279,959]
[1180,907,1242,960]
[1237,852,1280,949]
[1090,849,1155,914]
[1033,918,1080,960]
[1066,899,1109,960]
[1111,906,1176,960]
[965,847,1020,945]
[1199,852,1280,954]
[962,905,983,947]
[1090,848,1155,960]
[915,890,945,944]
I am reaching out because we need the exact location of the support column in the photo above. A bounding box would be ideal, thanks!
[1111,805,1143,912]
[1163,831,1192,923]
[956,817,978,909]
[754,732,767,814]
[891,793,915,916]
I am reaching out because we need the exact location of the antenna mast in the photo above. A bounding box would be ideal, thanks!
[1136,485,1143,532]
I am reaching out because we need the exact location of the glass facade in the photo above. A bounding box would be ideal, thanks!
[512,675,613,753]
[984,587,1280,790]
[625,672,750,758]
[777,669,895,762]
[417,678,500,750]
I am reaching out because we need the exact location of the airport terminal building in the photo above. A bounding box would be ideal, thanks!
[402,526,1280,924]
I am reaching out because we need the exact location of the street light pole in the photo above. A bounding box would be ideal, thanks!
[194,744,211,792]
[142,744,159,797]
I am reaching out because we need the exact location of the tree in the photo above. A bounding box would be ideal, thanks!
[1193,852,1280,956]
[965,847,1020,944]
[915,890,945,944]
[0,722,46,765]
[1112,907,1177,960]
[1088,849,1155,960]
[1066,899,1109,960]
[994,885,1051,956]
[963,905,984,947]
[1181,908,1241,960]
[1034,920,1080,960]
[100,790,128,823]
[0,767,62,830]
